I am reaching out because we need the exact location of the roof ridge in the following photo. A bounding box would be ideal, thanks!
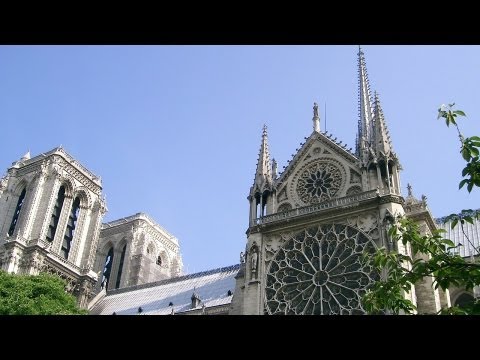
[107,263,241,295]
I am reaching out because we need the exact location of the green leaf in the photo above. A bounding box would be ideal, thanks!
[459,179,468,189]
[453,110,466,116]
[468,182,474,193]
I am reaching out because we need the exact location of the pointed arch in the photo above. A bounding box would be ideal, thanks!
[8,186,27,236]
[115,243,127,289]
[73,186,92,209]
[61,177,75,199]
[60,196,81,259]
[46,185,66,242]
[100,244,115,291]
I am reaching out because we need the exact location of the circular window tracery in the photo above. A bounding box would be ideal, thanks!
[295,161,343,204]
[265,224,378,315]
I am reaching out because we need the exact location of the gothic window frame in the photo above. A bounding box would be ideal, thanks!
[115,244,127,289]
[46,185,66,242]
[265,223,378,315]
[7,187,27,236]
[101,246,115,290]
[60,196,81,260]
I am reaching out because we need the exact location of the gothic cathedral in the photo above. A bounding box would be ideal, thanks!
[0,48,459,314]
[230,48,450,315]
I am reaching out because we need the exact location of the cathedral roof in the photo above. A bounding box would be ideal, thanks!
[89,264,240,315]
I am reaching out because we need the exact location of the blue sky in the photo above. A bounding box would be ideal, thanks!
[0,45,478,273]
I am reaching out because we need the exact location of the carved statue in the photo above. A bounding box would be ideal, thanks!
[250,246,258,277]
[240,251,245,264]
[313,102,319,118]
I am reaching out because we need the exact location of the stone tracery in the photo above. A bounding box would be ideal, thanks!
[265,224,378,315]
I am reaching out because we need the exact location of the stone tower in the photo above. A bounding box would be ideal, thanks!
[95,212,183,292]
[231,47,445,315]
[0,147,106,308]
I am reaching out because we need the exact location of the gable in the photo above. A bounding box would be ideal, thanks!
[274,132,362,209]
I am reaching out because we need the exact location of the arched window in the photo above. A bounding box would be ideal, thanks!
[115,244,127,289]
[61,197,80,259]
[455,293,475,309]
[156,255,162,266]
[46,186,65,242]
[101,247,114,290]
[8,188,27,236]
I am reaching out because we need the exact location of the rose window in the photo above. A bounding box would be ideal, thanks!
[265,224,378,315]
[296,162,342,204]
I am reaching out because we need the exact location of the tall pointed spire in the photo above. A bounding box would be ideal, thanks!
[356,46,375,158]
[253,125,273,189]
[312,102,320,132]
[373,92,393,156]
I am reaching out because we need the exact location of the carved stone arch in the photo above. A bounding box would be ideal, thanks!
[74,187,92,209]
[61,176,75,198]
[146,241,157,258]
[27,173,40,191]
[453,291,475,308]
[13,178,29,196]
[115,236,128,253]
[156,248,170,267]
[99,240,115,256]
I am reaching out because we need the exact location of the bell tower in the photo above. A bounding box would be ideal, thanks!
[0,147,107,308]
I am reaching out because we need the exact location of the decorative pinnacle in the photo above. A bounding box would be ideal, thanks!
[357,46,374,159]
[313,102,320,132]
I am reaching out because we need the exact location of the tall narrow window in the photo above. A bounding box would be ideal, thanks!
[8,188,26,236]
[61,197,80,259]
[101,247,114,290]
[115,244,127,289]
[46,186,65,242]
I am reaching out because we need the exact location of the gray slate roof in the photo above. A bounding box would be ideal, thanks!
[90,264,240,315]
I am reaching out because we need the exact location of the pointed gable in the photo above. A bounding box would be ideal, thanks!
[274,128,362,209]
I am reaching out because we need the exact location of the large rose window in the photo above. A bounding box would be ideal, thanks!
[265,224,378,315]
[296,162,343,204]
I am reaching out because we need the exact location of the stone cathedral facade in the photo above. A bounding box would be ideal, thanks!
[230,48,450,315]
[0,48,474,314]
[0,147,183,309]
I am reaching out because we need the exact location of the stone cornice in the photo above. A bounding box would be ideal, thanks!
[101,213,179,251]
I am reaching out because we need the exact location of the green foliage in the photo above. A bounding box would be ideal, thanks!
[363,104,480,315]
[0,270,87,315]
[438,104,480,193]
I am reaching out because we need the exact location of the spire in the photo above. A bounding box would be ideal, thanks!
[312,102,320,132]
[373,92,393,156]
[356,46,375,158]
[253,125,273,189]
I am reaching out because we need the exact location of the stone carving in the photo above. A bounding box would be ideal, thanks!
[346,185,362,195]
[240,251,245,264]
[250,244,259,279]
[350,169,362,184]
[276,203,292,213]
[295,160,344,204]
[265,224,378,315]
[346,212,380,242]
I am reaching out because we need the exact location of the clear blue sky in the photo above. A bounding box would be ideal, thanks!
[0,45,478,273]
